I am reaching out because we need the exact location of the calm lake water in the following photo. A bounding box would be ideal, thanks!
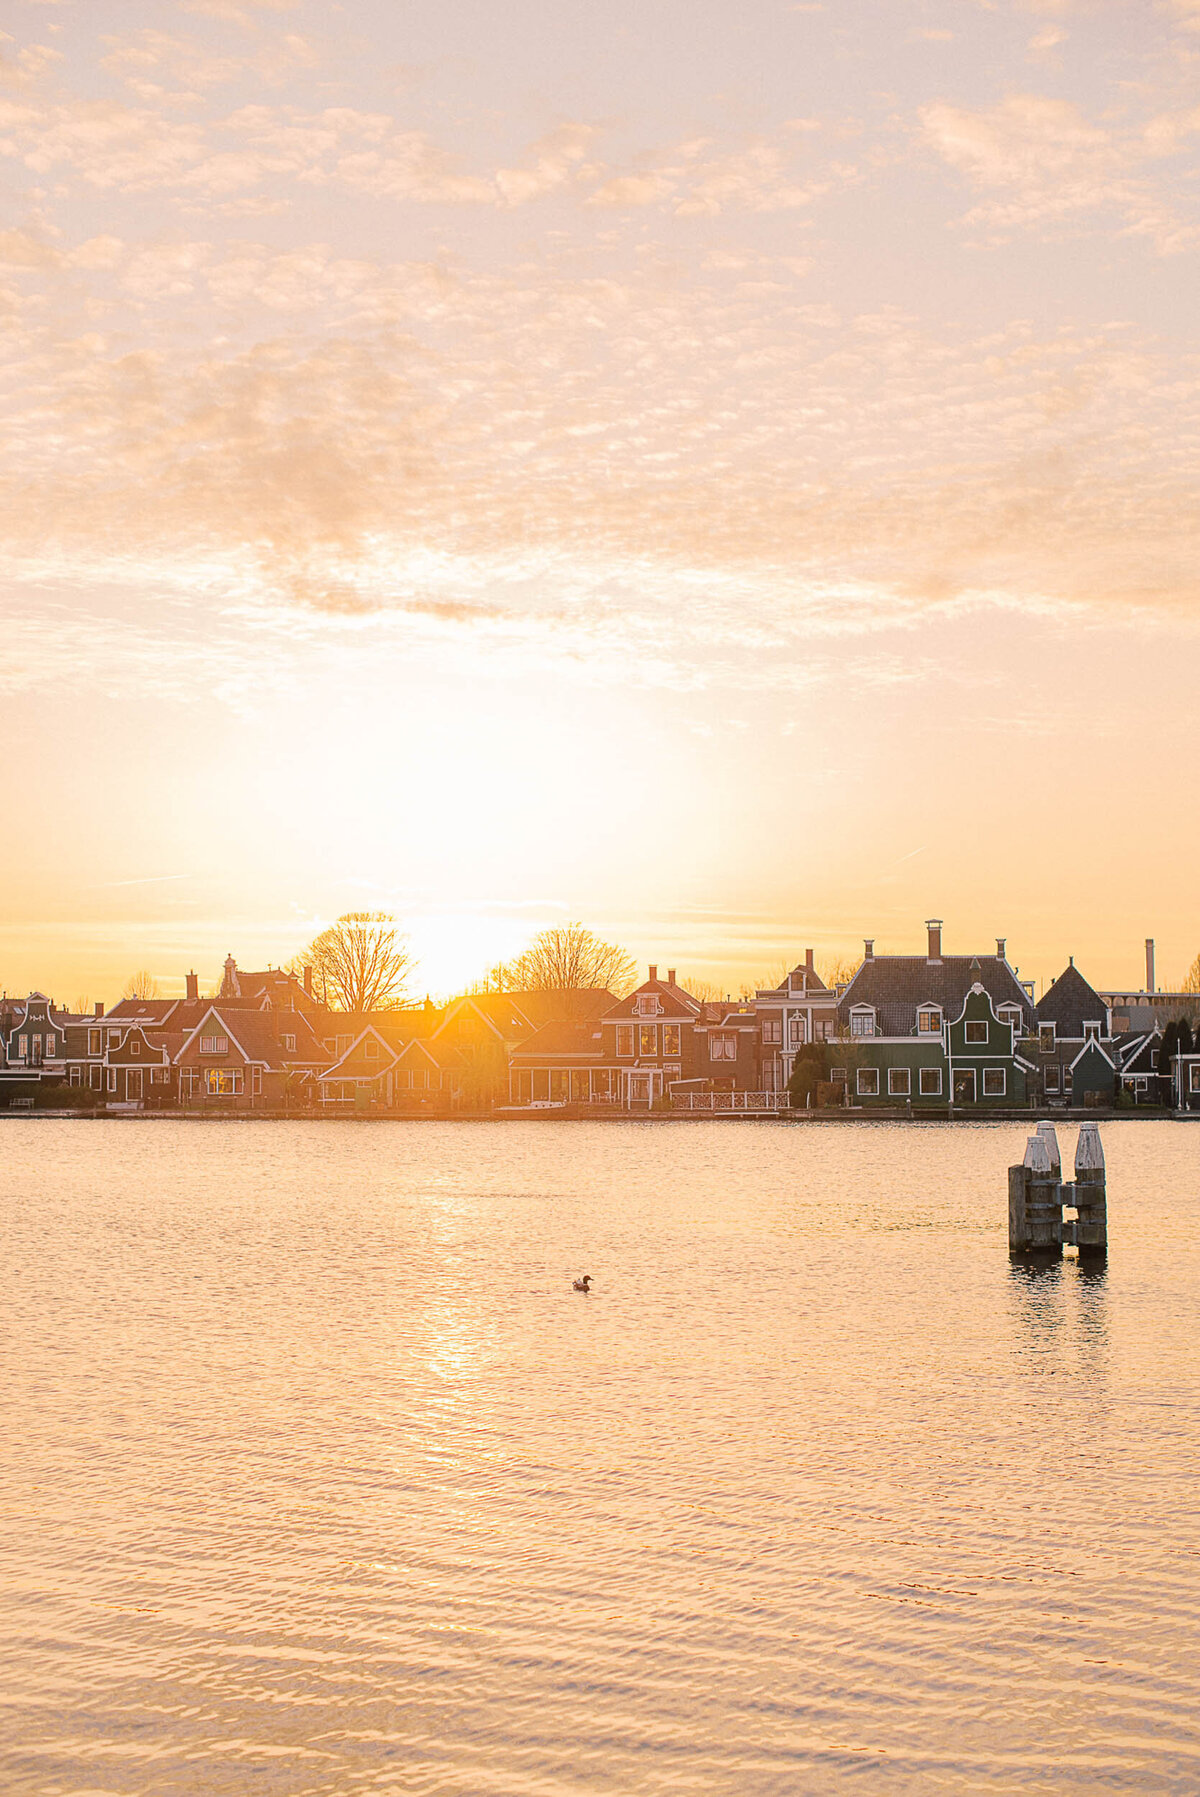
[2,1119,1200,1795]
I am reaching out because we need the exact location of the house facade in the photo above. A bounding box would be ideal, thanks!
[832,921,1036,1109]
[753,950,839,1097]
[1032,961,1117,1108]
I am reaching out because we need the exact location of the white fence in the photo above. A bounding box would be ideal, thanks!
[671,1091,780,1113]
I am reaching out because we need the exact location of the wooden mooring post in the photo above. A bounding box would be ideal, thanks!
[1008,1122,1107,1261]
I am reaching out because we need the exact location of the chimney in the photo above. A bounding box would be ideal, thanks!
[666,968,676,985]
[303,963,313,997]
[805,948,815,972]
[648,964,658,982]
[1146,938,1155,994]
[926,919,943,963]
[863,939,875,961]
[185,970,199,1001]
[94,1000,104,1017]
[996,938,1006,962]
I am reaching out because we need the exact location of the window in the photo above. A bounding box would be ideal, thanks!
[789,1016,806,1048]
[710,1033,737,1061]
[919,1066,942,1096]
[282,1033,296,1052]
[850,1011,875,1037]
[662,1023,681,1057]
[32,1034,41,1056]
[857,1067,880,1096]
[106,1068,117,1092]
[1063,1071,1073,1093]
[831,1066,847,1083]
[917,1008,941,1035]
[45,1036,56,1057]
[1191,1065,1200,1093]
[1083,1021,1100,1043]
[761,1018,782,1046]
[999,1007,1021,1034]
[665,1065,681,1083]
[251,1066,262,1097]
[1039,1024,1056,1053]
[16,1034,26,1060]
[108,1031,121,1050]
[965,1020,988,1044]
[982,1068,1006,1097]
[616,1024,634,1057]
[888,1066,911,1096]
[89,1065,102,1090]
[199,1034,228,1055]
[153,1068,169,1084]
[364,1039,379,1059]
[1045,1066,1061,1092]
[129,1037,140,1056]
[88,1029,101,1056]
[204,1068,243,1096]
[639,1024,658,1056]
[636,993,660,1017]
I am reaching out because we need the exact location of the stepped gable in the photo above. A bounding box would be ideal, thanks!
[839,954,1035,1037]
[1036,962,1108,1035]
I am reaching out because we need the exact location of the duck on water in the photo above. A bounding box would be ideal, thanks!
[573,1275,592,1293]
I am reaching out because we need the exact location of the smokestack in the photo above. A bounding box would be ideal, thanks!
[648,964,658,982]
[94,1000,104,1017]
[863,939,875,961]
[666,968,676,985]
[926,919,943,963]
[185,971,199,1002]
[303,963,313,996]
[805,948,814,972]
[996,938,1006,962]
[1146,938,1155,994]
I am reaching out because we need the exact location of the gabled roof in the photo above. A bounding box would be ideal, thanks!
[603,977,701,1021]
[105,999,180,1024]
[1036,963,1108,1037]
[838,954,1034,1038]
[1115,1029,1161,1073]
[395,1036,467,1071]
[320,1024,401,1081]
[173,1005,330,1070]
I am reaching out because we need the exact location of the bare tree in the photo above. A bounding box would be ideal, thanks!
[492,922,637,998]
[122,970,160,1000]
[71,994,92,1016]
[293,913,414,1013]
[818,954,862,992]
[678,975,727,1004]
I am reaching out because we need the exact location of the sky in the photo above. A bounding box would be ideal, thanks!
[2,0,1199,1003]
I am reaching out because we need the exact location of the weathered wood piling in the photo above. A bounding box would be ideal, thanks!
[1008,1122,1107,1260]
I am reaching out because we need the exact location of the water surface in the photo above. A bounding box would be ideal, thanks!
[2,1120,1199,1794]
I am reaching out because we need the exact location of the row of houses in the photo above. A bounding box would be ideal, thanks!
[3,927,1200,1116]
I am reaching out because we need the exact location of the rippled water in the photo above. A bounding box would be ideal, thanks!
[2,1120,1200,1794]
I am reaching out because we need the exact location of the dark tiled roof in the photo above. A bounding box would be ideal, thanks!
[603,979,701,1020]
[105,999,179,1022]
[510,1021,606,1062]
[1036,964,1108,1036]
[838,955,1035,1038]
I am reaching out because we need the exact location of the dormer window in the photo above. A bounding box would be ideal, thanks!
[1083,1021,1100,1044]
[999,1006,1021,1034]
[1039,1024,1056,1053]
[917,1007,941,1035]
[282,1033,297,1053]
[636,993,661,1017]
[200,1034,229,1055]
[850,1009,876,1038]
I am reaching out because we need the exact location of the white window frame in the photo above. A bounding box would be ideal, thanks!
[1045,1066,1061,1092]
[857,1066,880,1096]
[199,1034,229,1056]
[917,1008,941,1035]
[919,1066,942,1096]
[251,1066,263,1097]
[282,1033,296,1053]
[850,1010,876,1038]
[709,1033,737,1062]
[964,1019,988,1044]
[662,1023,681,1057]
[1190,1064,1200,1094]
[982,1067,1006,1097]
[1039,1024,1056,1052]
[888,1066,911,1096]
[1083,1021,1101,1043]
[44,1036,56,1057]
[639,1023,658,1057]
[88,1029,101,1056]
[106,1068,117,1092]
[616,1024,634,1058]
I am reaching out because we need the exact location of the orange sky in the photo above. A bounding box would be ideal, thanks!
[2,0,1199,1003]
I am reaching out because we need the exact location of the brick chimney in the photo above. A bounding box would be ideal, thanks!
[303,963,313,997]
[863,939,875,961]
[666,968,676,985]
[926,919,943,963]
[185,970,199,1001]
[1146,938,1155,993]
[805,948,815,972]
[94,1000,104,1017]
[996,938,1006,962]
[648,964,658,982]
